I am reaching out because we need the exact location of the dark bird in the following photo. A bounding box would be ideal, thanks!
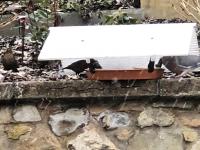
[1,48,18,72]
[133,0,141,8]
[155,58,162,68]
[63,59,88,75]
[147,58,155,72]
[88,58,102,73]
[63,58,102,75]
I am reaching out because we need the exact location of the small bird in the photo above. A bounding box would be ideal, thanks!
[147,58,155,72]
[155,58,162,68]
[63,58,102,75]
[88,58,102,73]
[133,0,141,8]
[1,48,18,72]
[63,59,88,75]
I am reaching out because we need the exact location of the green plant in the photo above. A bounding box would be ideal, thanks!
[61,0,116,21]
[28,8,53,43]
[19,0,54,44]
[100,9,139,25]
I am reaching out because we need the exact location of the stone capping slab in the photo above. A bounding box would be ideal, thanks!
[0,78,200,100]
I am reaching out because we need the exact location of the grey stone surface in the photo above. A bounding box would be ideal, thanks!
[13,105,41,122]
[49,108,89,136]
[0,125,10,150]
[0,107,12,124]
[0,82,14,100]
[128,129,183,150]
[12,80,158,99]
[115,128,134,141]
[67,126,119,150]
[98,111,130,130]
[137,108,174,128]
[190,140,200,150]
[152,101,194,110]
[0,78,200,100]
[0,78,199,101]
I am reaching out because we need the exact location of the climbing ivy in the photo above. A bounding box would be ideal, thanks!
[100,9,140,25]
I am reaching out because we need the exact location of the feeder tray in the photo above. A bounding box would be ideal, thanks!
[86,68,164,80]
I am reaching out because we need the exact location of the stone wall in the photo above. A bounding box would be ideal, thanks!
[0,98,200,150]
[0,78,200,149]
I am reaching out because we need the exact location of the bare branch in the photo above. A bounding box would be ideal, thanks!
[170,0,200,24]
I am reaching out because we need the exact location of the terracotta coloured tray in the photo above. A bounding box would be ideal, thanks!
[86,68,164,80]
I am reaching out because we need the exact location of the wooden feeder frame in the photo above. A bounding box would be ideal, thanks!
[86,68,164,80]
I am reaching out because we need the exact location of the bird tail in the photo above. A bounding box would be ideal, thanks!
[62,66,70,70]
[12,68,19,72]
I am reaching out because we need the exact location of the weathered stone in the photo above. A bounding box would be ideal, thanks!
[0,125,10,150]
[13,105,41,122]
[49,108,89,136]
[0,82,14,100]
[0,74,5,82]
[67,127,119,150]
[119,101,145,112]
[182,128,198,142]
[137,108,174,128]
[15,124,62,150]
[152,101,194,110]
[115,128,134,141]
[190,140,200,150]
[0,107,12,124]
[181,117,200,128]
[128,129,183,150]
[0,78,200,100]
[98,111,130,130]
[89,105,110,115]
[5,124,32,140]
[137,109,154,128]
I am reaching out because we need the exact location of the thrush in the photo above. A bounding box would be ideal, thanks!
[63,59,88,75]
[147,58,155,73]
[88,58,102,73]
[1,48,18,72]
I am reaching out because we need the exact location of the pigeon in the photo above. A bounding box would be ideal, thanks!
[88,58,102,73]
[161,56,200,76]
[62,59,88,75]
[1,48,18,72]
[147,58,155,72]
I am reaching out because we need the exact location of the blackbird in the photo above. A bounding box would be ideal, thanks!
[1,48,18,72]
[88,58,102,73]
[147,58,155,73]
[63,59,102,75]
[63,59,88,75]
[155,58,162,68]
[133,0,141,8]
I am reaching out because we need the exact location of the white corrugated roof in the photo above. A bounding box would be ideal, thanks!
[38,23,199,61]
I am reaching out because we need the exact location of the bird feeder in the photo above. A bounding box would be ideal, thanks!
[39,23,199,80]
